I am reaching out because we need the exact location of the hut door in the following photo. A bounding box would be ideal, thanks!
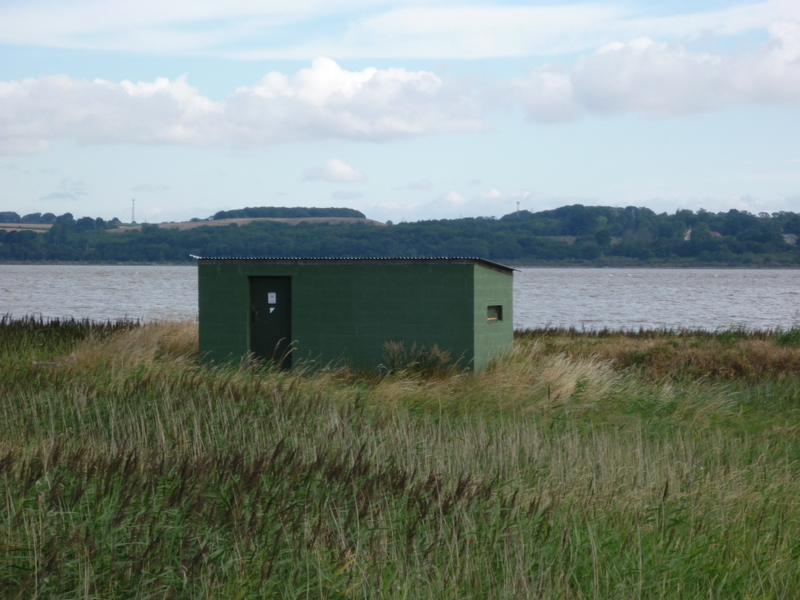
[249,277,292,368]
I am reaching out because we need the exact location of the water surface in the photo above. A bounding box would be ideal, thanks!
[514,268,800,331]
[2,265,798,331]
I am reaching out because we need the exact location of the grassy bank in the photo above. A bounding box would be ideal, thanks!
[2,318,800,598]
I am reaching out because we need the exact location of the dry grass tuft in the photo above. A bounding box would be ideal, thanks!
[479,339,618,413]
[366,337,618,416]
[516,328,800,380]
[66,319,198,370]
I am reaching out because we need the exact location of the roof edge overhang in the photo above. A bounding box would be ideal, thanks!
[191,256,515,275]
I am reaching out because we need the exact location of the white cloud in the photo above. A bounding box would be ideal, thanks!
[0,137,50,155]
[0,74,218,153]
[0,58,483,155]
[510,66,582,122]
[400,187,536,220]
[447,187,534,213]
[304,159,366,183]
[439,191,468,206]
[0,0,389,53]
[480,188,504,200]
[2,6,799,163]
[371,187,594,222]
[336,4,625,59]
[228,57,483,142]
[1,0,796,59]
[514,22,800,120]
[477,187,533,206]
[337,1,800,60]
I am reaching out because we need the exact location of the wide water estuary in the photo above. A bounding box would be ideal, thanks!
[1,265,798,331]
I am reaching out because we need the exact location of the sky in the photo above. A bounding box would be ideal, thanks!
[0,0,798,224]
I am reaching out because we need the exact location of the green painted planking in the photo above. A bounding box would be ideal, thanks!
[198,258,513,372]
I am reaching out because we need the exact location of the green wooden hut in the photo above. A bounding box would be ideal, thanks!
[196,257,514,372]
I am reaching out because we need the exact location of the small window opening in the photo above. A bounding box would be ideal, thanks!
[487,305,503,321]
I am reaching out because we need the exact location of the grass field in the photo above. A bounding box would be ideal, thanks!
[2,316,800,598]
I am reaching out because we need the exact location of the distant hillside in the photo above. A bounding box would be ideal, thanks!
[2,204,800,266]
[212,207,366,220]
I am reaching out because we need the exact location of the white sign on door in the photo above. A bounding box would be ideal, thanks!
[268,293,277,304]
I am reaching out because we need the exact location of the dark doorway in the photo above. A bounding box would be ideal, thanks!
[249,276,292,368]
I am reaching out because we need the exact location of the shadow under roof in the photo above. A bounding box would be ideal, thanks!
[192,256,515,275]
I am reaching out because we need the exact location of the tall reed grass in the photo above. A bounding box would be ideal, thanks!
[2,318,800,597]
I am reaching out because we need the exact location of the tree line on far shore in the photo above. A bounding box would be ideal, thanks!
[1,204,800,266]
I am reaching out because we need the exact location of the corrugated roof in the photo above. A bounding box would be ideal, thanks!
[191,256,515,274]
